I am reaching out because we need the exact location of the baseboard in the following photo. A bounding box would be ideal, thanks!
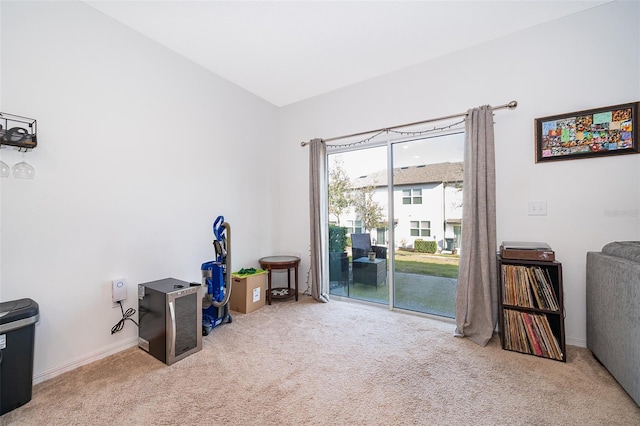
[566,336,587,348]
[33,337,138,385]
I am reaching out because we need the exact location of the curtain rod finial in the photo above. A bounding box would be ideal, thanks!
[300,141,308,147]
[507,101,518,109]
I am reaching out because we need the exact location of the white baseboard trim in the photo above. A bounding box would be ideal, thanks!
[566,336,587,348]
[33,337,138,385]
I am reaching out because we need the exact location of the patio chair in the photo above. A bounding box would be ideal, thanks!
[351,233,387,260]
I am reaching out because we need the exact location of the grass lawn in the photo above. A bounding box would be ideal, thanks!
[393,250,459,278]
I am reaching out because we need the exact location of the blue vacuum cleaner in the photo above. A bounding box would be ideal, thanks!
[201,215,232,336]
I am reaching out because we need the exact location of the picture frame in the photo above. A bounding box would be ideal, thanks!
[535,101,639,163]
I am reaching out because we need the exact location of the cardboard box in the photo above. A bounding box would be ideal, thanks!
[229,270,267,314]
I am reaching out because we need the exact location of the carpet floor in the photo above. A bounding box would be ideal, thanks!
[2,296,639,425]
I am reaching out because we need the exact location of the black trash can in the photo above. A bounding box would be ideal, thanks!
[445,238,454,251]
[0,298,39,415]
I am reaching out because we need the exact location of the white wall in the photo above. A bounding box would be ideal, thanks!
[1,1,638,383]
[279,0,640,346]
[1,1,278,381]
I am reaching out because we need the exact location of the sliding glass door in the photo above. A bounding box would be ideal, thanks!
[328,144,389,305]
[327,131,462,318]
[390,134,463,318]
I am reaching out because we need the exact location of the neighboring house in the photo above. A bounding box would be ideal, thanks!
[335,162,463,252]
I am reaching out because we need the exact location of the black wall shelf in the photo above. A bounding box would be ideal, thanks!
[0,112,37,150]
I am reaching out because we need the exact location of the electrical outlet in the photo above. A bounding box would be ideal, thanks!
[112,279,127,304]
[528,201,547,216]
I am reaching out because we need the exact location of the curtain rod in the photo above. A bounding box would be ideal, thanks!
[300,100,518,147]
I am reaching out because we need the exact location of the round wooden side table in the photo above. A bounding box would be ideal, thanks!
[258,255,300,305]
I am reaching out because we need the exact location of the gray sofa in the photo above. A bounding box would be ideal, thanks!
[586,241,640,407]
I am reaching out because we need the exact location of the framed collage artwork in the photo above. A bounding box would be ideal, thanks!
[535,101,639,163]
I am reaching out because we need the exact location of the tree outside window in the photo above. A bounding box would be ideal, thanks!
[328,159,352,226]
[353,183,384,234]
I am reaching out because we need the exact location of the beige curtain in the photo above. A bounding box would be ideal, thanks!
[454,106,497,346]
[308,138,330,303]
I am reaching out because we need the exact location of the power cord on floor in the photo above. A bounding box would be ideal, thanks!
[111,300,139,334]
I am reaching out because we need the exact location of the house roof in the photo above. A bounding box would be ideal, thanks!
[353,162,463,188]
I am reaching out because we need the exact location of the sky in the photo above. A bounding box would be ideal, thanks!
[328,131,464,180]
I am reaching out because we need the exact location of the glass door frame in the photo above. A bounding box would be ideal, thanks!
[327,129,463,314]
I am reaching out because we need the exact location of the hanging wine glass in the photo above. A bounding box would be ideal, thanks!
[0,160,10,178]
[12,152,35,179]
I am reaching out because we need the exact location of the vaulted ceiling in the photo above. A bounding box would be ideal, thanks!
[85,1,610,107]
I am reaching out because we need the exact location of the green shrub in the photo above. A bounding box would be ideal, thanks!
[328,225,348,253]
[414,239,438,254]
